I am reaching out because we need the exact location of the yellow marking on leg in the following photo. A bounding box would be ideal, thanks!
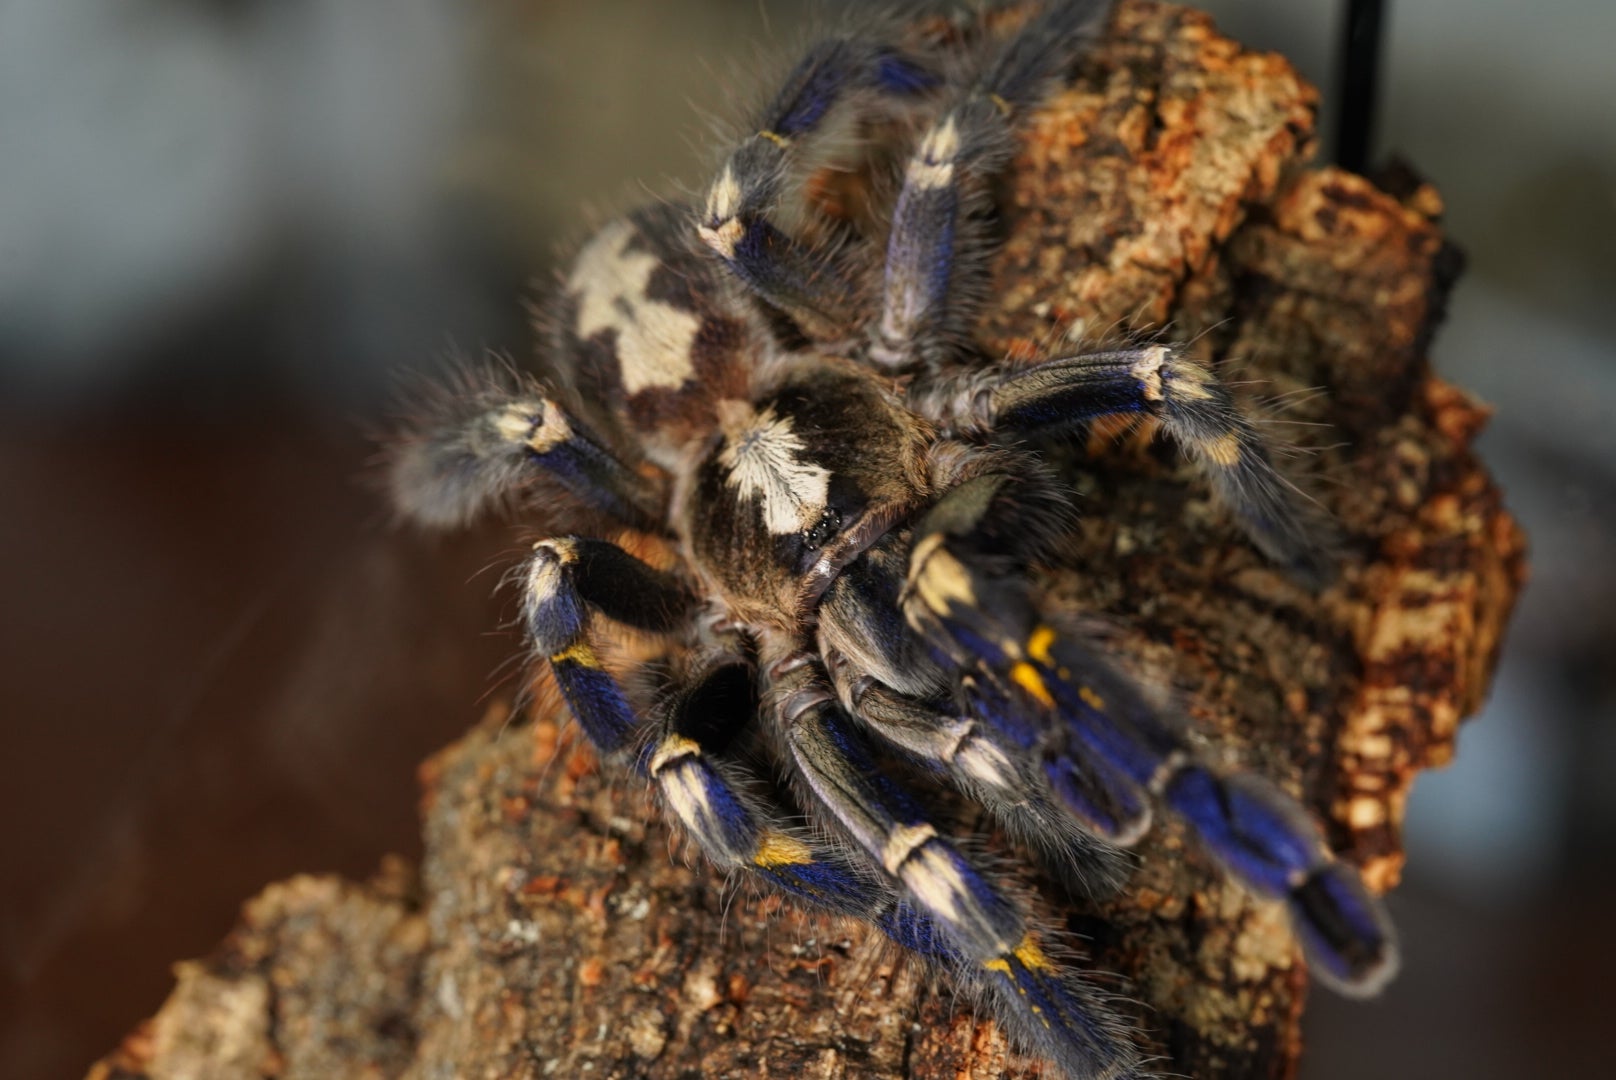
[756,129,790,148]
[956,737,1015,789]
[1013,933,1052,971]
[909,532,944,563]
[549,639,602,668]
[1010,662,1054,708]
[983,933,1053,974]
[1200,433,1244,468]
[1078,686,1106,712]
[648,734,701,776]
[987,92,1012,117]
[753,831,813,868]
[1026,624,1057,665]
[921,116,960,161]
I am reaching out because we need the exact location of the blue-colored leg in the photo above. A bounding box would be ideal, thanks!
[1159,761,1399,995]
[520,536,691,753]
[901,471,1398,995]
[698,37,938,338]
[875,0,1111,371]
[923,344,1332,580]
[770,650,1143,1080]
[899,481,1159,849]
[641,653,960,962]
[826,649,1130,901]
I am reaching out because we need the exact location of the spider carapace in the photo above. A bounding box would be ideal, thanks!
[390,2,1397,1075]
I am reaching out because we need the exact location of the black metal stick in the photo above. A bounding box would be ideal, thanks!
[1335,0,1385,173]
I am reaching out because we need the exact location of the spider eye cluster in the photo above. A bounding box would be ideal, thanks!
[802,507,842,552]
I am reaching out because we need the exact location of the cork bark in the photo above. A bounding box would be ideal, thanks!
[90,3,1525,1078]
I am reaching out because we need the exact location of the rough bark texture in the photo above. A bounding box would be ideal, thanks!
[90,3,1525,1078]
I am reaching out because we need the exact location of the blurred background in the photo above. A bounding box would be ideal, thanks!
[2,1,1612,1077]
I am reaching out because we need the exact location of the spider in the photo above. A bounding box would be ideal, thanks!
[389,2,1397,1076]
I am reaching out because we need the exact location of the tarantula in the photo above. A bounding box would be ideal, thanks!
[390,2,1396,1075]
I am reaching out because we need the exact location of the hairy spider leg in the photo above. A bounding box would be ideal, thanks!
[826,463,1152,845]
[520,539,961,962]
[520,537,691,752]
[1034,624,1394,997]
[875,0,1111,371]
[390,382,663,532]
[894,475,1156,843]
[900,477,1398,996]
[808,509,1128,898]
[697,36,939,338]
[920,344,1332,579]
[640,654,957,962]
[826,653,1131,901]
[770,651,1143,1080]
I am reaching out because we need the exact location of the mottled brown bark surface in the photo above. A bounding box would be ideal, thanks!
[90,3,1524,1078]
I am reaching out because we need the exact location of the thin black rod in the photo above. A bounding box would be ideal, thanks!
[1334,0,1386,173]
